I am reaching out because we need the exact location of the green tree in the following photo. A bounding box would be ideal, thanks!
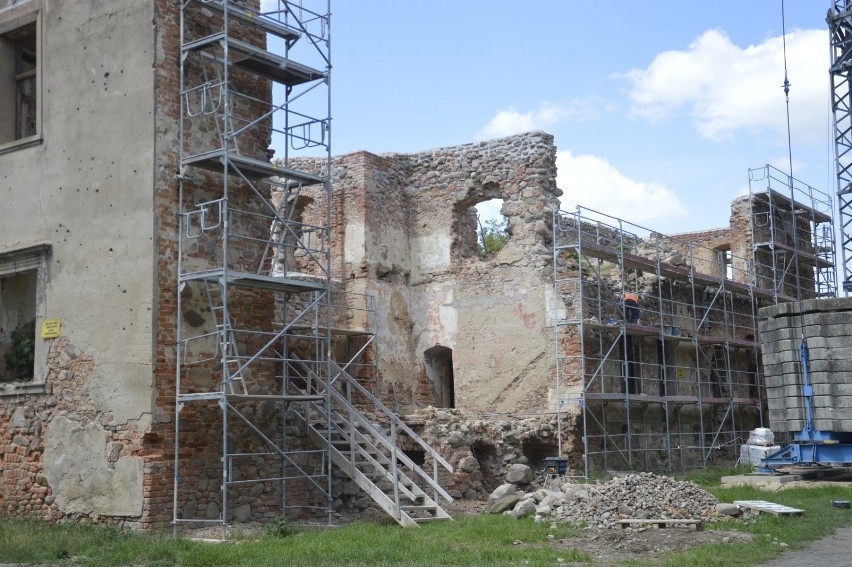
[478,216,509,256]
[3,321,35,382]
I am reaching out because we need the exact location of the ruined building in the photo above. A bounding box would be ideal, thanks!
[0,0,836,530]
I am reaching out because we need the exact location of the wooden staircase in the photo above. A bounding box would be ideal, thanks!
[287,359,454,527]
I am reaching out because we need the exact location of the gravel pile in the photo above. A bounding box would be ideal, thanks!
[554,472,722,528]
[486,467,739,529]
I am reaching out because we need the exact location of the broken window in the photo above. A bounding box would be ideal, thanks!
[0,19,38,147]
[454,197,509,259]
[0,244,49,386]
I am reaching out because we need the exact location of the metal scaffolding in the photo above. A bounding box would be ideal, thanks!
[748,165,836,300]
[552,169,835,476]
[173,1,453,532]
[174,0,334,534]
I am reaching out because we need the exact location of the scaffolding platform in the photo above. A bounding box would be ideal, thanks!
[179,269,327,292]
[193,0,302,42]
[182,150,324,184]
[569,240,786,301]
[753,241,834,269]
[750,188,832,224]
[182,35,325,86]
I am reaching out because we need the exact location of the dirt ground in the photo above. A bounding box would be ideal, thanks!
[445,499,753,566]
[549,526,752,565]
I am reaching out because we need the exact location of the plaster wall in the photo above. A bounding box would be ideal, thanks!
[0,0,155,520]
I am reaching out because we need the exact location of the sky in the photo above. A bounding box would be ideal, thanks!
[267,1,837,236]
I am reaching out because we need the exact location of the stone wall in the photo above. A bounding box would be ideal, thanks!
[288,133,562,414]
[759,297,852,433]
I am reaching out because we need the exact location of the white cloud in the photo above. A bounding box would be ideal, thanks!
[474,99,602,140]
[767,156,806,176]
[623,29,828,143]
[556,150,687,225]
[475,198,504,223]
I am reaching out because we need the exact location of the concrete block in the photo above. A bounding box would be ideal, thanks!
[802,326,852,342]
[763,362,800,380]
[768,406,805,423]
[814,395,852,409]
[764,327,803,341]
[831,383,852,397]
[770,420,805,433]
[802,309,852,326]
[807,346,852,362]
[761,350,799,365]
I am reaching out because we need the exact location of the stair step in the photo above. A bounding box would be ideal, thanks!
[290,363,453,528]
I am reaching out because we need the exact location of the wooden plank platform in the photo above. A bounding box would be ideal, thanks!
[616,518,703,530]
[733,500,805,516]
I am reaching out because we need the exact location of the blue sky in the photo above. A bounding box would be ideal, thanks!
[270,1,835,235]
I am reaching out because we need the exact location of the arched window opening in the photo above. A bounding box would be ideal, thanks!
[453,195,509,260]
[475,198,509,256]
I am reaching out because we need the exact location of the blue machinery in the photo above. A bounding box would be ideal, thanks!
[760,341,852,471]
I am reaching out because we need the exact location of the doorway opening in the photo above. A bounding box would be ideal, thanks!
[424,345,454,408]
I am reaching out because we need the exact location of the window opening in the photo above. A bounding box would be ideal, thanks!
[716,246,733,280]
[474,198,508,256]
[1,21,38,145]
[455,198,509,259]
[0,271,37,382]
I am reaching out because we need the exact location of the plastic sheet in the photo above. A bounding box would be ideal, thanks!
[746,427,775,447]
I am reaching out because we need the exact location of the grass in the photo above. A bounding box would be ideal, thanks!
[643,479,852,567]
[4,469,852,566]
[0,514,590,567]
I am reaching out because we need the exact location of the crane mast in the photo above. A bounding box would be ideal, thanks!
[829,1,852,293]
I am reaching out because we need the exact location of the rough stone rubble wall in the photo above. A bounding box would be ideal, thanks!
[294,133,562,414]
[759,297,852,433]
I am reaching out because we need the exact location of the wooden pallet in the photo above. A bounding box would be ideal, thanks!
[733,500,804,516]
[616,518,703,531]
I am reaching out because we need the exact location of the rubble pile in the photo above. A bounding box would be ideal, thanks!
[554,472,722,528]
[488,468,738,529]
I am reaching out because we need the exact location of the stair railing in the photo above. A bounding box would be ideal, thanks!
[288,356,454,504]
[328,360,454,504]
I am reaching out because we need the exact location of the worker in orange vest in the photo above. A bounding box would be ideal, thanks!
[623,292,640,324]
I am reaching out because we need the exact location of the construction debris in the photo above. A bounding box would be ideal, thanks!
[732,500,804,516]
[490,471,748,529]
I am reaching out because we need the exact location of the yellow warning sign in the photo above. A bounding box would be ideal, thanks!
[677,368,685,380]
[41,319,61,339]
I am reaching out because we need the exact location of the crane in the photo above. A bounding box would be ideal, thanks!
[828,1,852,293]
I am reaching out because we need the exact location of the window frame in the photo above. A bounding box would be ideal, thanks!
[0,242,50,396]
[0,7,41,154]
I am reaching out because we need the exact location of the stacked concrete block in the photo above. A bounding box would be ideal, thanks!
[759,297,852,433]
